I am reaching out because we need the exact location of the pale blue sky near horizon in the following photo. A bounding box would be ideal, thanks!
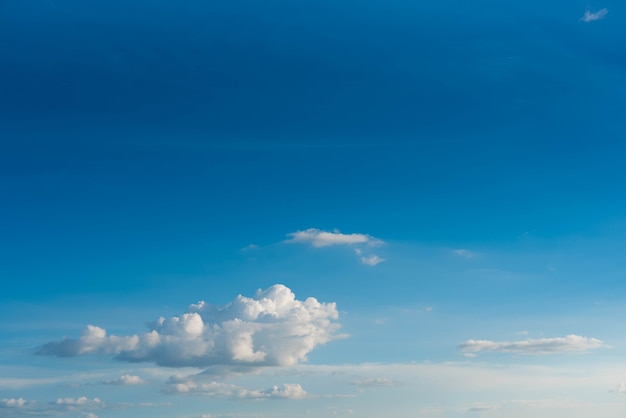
[2,0,626,417]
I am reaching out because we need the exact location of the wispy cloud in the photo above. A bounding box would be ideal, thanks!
[101,375,145,385]
[163,377,308,400]
[452,249,475,258]
[286,228,382,247]
[351,377,394,387]
[581,8,608,22]
[287,228,385,266]
[459,334,606,357]
[39,285,342,368]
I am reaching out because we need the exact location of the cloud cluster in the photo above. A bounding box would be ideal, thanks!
[351,377,394,387]
[164,376,307,400]
[459,334,606,357]
[581,8,608,22]
[40,285,341,368]
[287,228,385,266]
[55,397,102,407]
[1,398,26,408]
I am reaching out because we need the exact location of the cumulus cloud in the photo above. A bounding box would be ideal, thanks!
[164,376,307,400]
[459,334,606,357]
[101,375,145,385]
[581,8,608,22]
[39,284,341,368]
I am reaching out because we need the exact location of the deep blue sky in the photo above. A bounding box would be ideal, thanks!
[1,1,626,417]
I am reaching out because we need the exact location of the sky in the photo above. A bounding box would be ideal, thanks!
[1,0,626,417]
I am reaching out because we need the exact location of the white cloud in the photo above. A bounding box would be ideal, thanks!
[84,413,99,418]
[581,8,608,22]
[101,374,145,385]
[55,396,102,407]
[286,228,381,247]
[360,255,384,266]
[40,284,341,368]
[164,376,307,400]
[610,383,626,393]
[459,334,606,356]
[1,398,26,408]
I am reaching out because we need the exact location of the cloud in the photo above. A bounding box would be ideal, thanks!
[286,228,382,247]
[610,383,626,393]
[1,398,26,408]
[452,249,474,258]
[164,376,308,400]
[360,255,384,266]
[84,413,99,418]
[39,284,342,368]
[351,378,394,387]
[581,8,608,22]
[459,334,606,357]
[54,396,103,407]
[101,374,145,385]
[287,228,385,266]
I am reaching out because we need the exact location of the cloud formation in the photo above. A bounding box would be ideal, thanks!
[287,228,385,266]
[39,285,341,368]
[452,249,474,258]
[581,8,608,22]
[164,376,308,400]
[1,398,26,408]
[351,378,394,387]
[459,334,606,356]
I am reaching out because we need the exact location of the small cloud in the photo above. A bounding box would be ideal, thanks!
[352,378,394,387]
[164,377,308,400]
[581,8,608,22]
[240,244,259,252]
[452,249,474,258]
[101,375,145,385]
[84,413,99,418]
[54,397,102,407]
[459,334,607,356]
[515,330,529,336]
[286,228,382,248]
[361,255,384,266]
[1,398,26,408]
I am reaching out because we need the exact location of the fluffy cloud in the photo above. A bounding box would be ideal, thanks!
[101,375,145,385]
[164,376,307,400]
[581,8,608,22]
[39,285,341,368]
[459,334,606,356]
[452,249,474,258]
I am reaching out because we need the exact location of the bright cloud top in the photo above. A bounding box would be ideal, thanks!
[39,285,341,368]
[459,334,606,357]
[581,8,608,22]
[287,228,385,266]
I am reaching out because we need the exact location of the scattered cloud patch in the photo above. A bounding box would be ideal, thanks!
[1,398,26,408]
[459,334,606,357]
[351,378,394,387]
[54,396,102,407]
[360,255,384,266]
[452,249,475,258]
[39,285,341,368]
[610,383,626,393]
[286,228,385,266]
[581,8,608,22]
[164,376,307,400]
[101,374,145,385]
[84,413,99,418]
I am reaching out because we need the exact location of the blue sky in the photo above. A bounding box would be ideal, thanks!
[2,0,626,417]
